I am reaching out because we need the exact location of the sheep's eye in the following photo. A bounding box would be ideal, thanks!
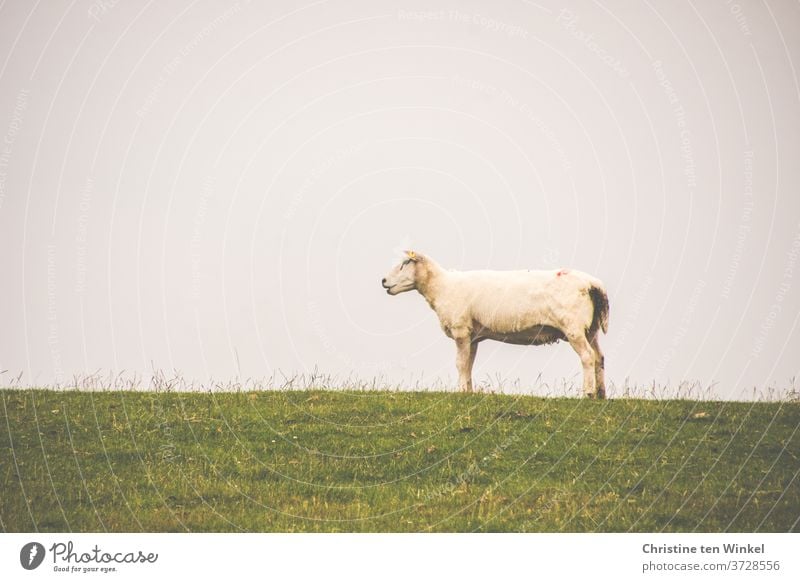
[400,259,411,270]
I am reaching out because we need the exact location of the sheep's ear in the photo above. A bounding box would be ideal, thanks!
[405,250,422,262]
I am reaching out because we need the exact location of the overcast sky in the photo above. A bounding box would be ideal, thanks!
[0,0,798,398]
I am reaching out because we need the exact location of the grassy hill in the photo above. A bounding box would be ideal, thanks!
[1,389,798,532]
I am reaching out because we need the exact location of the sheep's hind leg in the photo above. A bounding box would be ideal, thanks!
[589,334,606,399]
[567,334,597,398]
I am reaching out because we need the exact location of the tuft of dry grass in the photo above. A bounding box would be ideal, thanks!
[2,369,797,402]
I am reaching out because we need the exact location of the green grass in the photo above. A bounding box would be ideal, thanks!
[1,389,798,532]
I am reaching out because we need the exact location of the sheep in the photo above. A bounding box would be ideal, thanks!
[381,250,609,398]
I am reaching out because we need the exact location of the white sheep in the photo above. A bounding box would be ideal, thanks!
[382,251,609,398]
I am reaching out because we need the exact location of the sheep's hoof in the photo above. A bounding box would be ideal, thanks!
[584,392,605,400]
[585,390,606,400]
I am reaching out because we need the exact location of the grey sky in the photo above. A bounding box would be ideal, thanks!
[0,0,798,398]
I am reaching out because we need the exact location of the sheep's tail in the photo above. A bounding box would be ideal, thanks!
[588,284,609,335]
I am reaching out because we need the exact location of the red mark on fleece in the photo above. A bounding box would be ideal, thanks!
[557,268,570,277]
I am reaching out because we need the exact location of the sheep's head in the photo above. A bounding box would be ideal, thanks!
[382,250,423,295]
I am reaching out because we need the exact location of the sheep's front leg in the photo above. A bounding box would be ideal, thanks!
[455,337,476,393]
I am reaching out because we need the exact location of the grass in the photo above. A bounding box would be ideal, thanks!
[0,388,798,532]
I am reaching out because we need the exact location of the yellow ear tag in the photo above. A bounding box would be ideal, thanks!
[406,251,417,260]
